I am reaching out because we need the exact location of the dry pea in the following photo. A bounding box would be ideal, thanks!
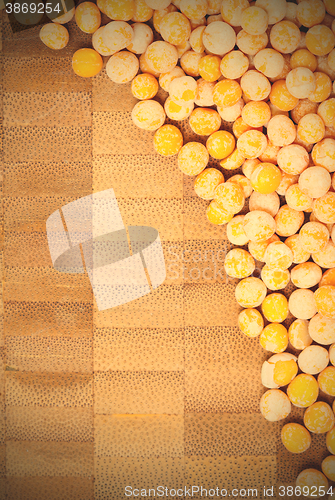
[224,248,256,279]
[131,99,166,130]
[127,22,153,54]
[296,469,328,494]
[75,1,101,33]
[285,234,311,264]
[189,107,221,136]
[206,201,234,225]
[304,402,335,433]
[289,288,318,320]
[261,265,290,291]
[281,423,311,454]
[318,366,335,396]
[309,314,335,345]
[289,319,313,350]
[299,166,331,198]
[177,142,209,176]
[298,345,330,375]
[322,456,335,481]
[261,353,298,389]
[202,21,236,56]
[269,79,299,111]
[227,175,252,197]
[291,262,323,289]
[164,97,194,121]
[243,210,276,242]
[226,215,249,246]
[194,168,224,200]
[250,162,282,194]
[260,389,291,421]
[217,99,244,123]
[264,240,293,270]
[300,221,330,254]
[237,130,268,159]
[235,277,267,308]
[287,373,319,408]
[262,293,289,323]
[102,20,133,52]
[106,50,140,83]
[238,308,264,338]
[285,184,313,212]
[259,323,289,353]
[249,191,280,217]
[40,23,69,50]
[153,124,183,156]
[215,181,245,214]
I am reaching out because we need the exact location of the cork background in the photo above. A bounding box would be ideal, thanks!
[0,9,332,500]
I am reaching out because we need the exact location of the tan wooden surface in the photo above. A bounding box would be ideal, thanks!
[0,10,330,500]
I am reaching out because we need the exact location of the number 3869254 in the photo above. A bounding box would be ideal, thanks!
[5,2,61,14]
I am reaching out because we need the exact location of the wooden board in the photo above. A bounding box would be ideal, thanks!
[0,10,330,500]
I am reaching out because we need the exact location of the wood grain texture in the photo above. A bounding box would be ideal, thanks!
[0,7,294,498]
